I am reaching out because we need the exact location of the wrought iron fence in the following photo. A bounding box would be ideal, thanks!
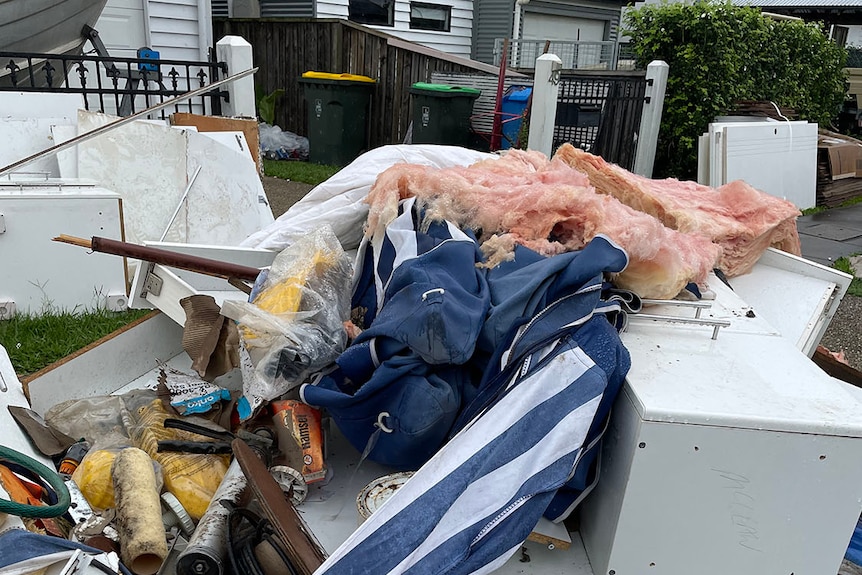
[494,39,636,71]
[553,70,648,170]
[0,50,227,118]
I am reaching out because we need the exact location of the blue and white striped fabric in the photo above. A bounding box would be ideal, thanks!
[313,235,632,575]
[314,340,607,575]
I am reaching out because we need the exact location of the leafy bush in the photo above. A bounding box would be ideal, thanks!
[256,87,285,125]
[624,2,847,179]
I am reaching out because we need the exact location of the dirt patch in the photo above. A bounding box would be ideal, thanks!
[263,176,315,218]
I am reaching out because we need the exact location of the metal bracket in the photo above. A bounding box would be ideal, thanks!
[630,299,730,340]
[141,265,163,298]
[65,479,95,525]
[106,293,129,312]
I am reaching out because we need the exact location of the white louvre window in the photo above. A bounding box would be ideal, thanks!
[410,2,451,32]
[349,0,395,26]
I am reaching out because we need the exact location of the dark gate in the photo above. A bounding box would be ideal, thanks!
[0,49,227,118]
[553,70,647,170]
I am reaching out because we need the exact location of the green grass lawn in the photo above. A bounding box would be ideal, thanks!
[0,308,151,377]
[834,256,862,297]
[263,159,340,184]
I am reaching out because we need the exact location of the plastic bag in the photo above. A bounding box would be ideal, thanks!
[72,447,164,511]
[259,122,309,161]
[44,390,157,447]
[122,394,230,521]
[221,226,352,418]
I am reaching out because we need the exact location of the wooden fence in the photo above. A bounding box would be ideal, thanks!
[213,18,506,152]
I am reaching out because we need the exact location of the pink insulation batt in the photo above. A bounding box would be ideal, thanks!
[554,144,801,278]
[365,149,729,300]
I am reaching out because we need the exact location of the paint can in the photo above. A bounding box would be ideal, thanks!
[356,471,414,523]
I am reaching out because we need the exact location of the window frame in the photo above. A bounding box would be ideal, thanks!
[409,2,452,32]
[348,0,395,27]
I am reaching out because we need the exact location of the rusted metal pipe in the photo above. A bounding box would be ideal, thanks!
[54,235,262,281]
[490,38,509,152]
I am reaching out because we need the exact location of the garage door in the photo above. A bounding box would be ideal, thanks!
[521,12,606,67]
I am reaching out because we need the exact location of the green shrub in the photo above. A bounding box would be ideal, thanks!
[624,2,847,179]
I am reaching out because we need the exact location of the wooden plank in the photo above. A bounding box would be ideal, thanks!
[814,345,862,388]
[170,112,260,168]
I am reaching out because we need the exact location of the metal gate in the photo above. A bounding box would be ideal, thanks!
[553,70,647,171]
[0,48,227,119]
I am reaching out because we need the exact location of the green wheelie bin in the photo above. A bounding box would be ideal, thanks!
[299,72,376,166]
[409,82,481,147]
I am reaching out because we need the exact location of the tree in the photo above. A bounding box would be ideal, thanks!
[624,2,847,179]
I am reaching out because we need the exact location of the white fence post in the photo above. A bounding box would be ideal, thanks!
[632,60,669,178]
[216,36,257,119]
[527,53,563,157]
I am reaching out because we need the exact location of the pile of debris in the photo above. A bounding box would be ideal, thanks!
[2,140,861,575]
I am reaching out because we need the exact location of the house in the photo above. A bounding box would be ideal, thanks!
[211,0,473,58]
[471,0,628,66]
[209,0,632,67]
[96,0,214,62]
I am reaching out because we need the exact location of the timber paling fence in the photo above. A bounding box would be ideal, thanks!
[214,18,503,150]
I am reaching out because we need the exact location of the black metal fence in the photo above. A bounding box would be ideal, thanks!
[0,50,227,118]
[553,70,647,170]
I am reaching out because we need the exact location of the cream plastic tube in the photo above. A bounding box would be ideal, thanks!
[112,447,169,575]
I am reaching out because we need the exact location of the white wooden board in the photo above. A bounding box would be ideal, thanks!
[76,111,273,248]
[0,118,76,179]
[27,312,185,415]
[730,248,852,356]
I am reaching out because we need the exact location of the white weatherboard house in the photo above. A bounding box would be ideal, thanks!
[212,0,473,58]
[98,0,214,61]
[211,0,630,65]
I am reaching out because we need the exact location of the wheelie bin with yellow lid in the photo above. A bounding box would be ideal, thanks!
[299,72,376,166]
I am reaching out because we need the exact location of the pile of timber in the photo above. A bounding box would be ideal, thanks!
[817,129,862,208]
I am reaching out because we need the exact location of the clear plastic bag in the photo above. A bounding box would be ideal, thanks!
[122,394,230,521]
[221,226,352,416]
[72,446,164,511]
[44,389,156,448]
[258,122,310,161]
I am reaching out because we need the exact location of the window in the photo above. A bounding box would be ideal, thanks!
[211,0,229,17]
[410,2,451,32]
[349,0,395,26]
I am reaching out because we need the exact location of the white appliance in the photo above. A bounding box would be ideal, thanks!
[580,267,862,575]
[0,179,128,315]
[698,120,818,210]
